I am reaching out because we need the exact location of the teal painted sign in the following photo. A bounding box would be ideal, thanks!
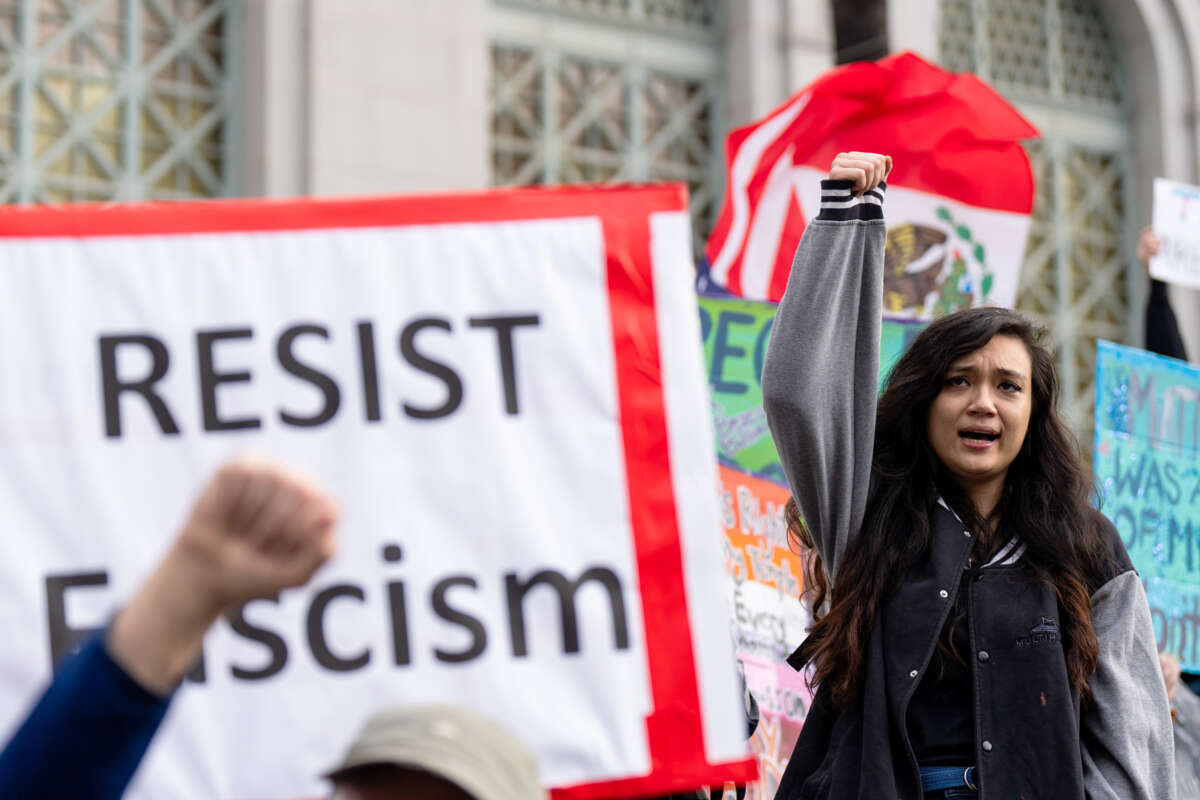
[1095,340,1200,672]
[698,293,924,485]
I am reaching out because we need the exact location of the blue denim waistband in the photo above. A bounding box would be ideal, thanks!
[919,765,977,792]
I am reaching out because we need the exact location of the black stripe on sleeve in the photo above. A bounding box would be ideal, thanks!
[816,179,887,221]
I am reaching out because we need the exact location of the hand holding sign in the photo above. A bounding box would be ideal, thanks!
[108,456,339,694]
[1137,226,1161,266]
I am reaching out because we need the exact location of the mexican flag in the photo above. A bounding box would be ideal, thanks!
[704,51,1039,318]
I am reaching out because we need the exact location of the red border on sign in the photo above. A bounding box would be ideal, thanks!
[0,185,678,238]
[0,186,757,798]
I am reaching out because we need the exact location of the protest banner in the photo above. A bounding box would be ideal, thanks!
[1149,178,1200,290]
[701,296,785,484]
[699,292,925,484]
[0,187,755,798]
[1095,340,1200,672]
[716,465,811,800]
[704,51,1038,318]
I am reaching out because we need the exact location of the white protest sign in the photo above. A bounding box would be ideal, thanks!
[0,188,754,799]
[1150,178,1200,289]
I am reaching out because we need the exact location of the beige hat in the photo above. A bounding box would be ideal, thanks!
[324,705,546,800]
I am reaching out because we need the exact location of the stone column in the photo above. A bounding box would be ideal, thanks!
[888,0,941,62]
[237,0,490,198]
[722,0,835,129]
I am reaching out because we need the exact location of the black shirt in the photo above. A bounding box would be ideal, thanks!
[907,569,974,766]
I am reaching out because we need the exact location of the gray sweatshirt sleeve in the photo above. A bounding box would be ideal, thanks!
[761,180,886,580]
[1080,570,1177,800]
[1169,681,1200,797]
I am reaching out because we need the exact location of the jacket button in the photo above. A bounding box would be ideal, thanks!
[939,589,949,599]
[963,530,971,537]
[977,650,990,662]
[909,670,918,678]
[982,740,993,752]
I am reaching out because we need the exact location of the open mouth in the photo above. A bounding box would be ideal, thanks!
[959,430,999,443]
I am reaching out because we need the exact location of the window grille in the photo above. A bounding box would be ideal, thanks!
[0,0,236,204]
[494,0,718,38]
[940,0,1132,448]
[490,0,723,254]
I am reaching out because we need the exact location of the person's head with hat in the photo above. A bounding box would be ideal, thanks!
[326,705,546,800]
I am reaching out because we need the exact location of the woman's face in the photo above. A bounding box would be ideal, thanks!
[925,334,1033,500]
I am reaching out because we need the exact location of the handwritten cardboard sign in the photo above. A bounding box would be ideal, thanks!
[699,293,925,485]
[1095,340,1200,671]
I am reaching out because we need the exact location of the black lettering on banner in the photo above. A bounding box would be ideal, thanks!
[505,567,630,657]
[276,324,341,427]
[388,580,412,666]
[399,318,463,419]
[467,314,541,414]
[44,571,209,682]
[196,328,261,431]
[44,572,108,671]
[184,653,208,684]
[382,542,412,666]
[229,596,288,680]
[431,577,487,663]
[42,555,639,682]
[306,584,370,671]
[357,321,383,423]
[98,335,180,437]
[99,313,546,435]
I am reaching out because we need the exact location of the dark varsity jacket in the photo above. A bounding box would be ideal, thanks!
[760,181,1176,800]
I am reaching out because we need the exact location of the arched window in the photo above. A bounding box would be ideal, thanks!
[488,0,723,254]
[941,0,1133,446]
[0,0,236,203]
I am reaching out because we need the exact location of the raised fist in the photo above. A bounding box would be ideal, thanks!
[828,152,892,194]
[176,455,339,609]
[108,455,339,693]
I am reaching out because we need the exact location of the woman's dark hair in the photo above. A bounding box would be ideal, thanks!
[796,306,1108,707]
[785,498,829,618]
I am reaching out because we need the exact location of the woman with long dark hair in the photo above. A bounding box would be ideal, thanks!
[763,152,1174,799]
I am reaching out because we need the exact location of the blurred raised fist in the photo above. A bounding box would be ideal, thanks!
[828,152,893,194]
[176,455,339,611]
[109,455,339,694]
